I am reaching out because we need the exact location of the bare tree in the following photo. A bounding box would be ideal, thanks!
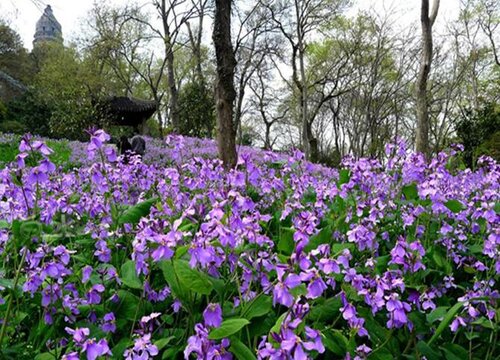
[248,61,289,150]
[213,0,237,168]
[264,0,349,161]
[415,0,440,157]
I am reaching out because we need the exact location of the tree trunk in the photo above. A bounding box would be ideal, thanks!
[161,0,180,133]
[213,0,237,168]
[415,0,439,158]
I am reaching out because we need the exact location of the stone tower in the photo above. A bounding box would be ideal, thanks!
[33,5,63,47]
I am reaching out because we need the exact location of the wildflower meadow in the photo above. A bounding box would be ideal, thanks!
[0,130,498,360]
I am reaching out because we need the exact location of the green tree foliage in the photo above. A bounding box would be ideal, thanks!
[456,102,500,167]
[0,20,33,83]
[5,91,52,136]
[33,43,98,140]
[178,82,215,138]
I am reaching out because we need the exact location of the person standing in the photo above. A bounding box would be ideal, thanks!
[131,135,146,158]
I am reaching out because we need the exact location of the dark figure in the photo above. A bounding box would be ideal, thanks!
[119,136,132,155]
[131,135,146,158]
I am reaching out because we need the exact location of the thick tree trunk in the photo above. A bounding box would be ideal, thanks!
[213,0,237,168]
[416,0,439,158]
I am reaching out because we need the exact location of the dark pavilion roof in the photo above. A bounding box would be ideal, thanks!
[107,96,158,114]
[100,96,158,128]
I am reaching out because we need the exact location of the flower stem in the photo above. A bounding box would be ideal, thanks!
[0,248,27,348]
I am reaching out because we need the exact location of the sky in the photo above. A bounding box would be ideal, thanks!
[1,0,462,51]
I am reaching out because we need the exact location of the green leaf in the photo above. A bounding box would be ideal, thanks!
[303,187,317,203]
[112,290,141,321]
[428,302,463,345]
[120,260,143,290]
[309,297,342,322]
[427,306,449,324]
[270,313,287,335]
[338,169,351,186]
[417,341,441,360]
[112,338,132,359]
[331,242,354,255]
[277,227,295,255]
[155,336,176,351]
[0,220,8,229]
[368,348,394,360]
[444,200,464,213]
[34,353,56,360]
[20,220,42,238]
[118,197,158,226]
[229,338,257,360]
[322,329,348,356]
[440,343,468,360]
[402,183,419,200]
[162,345,183,359]
[304,226,332,252]
[159,261,186,301]
[241,295,272,320]
[208,318,250,340]
[174,260,213,295]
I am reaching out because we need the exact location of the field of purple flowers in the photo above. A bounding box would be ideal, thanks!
[0,130,499,360]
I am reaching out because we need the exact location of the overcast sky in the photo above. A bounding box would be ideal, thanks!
[2,0,461,50]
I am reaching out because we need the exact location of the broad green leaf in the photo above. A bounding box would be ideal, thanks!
[444,200,464,214]
[417,341,441,360]
[174,260,213,295]
[402,183,419,200]
[0,220,8,229]
[309,297,341,322]
[208,318,250,340]
[322,329,348,356]
[229,338,257,360]
[118,197,158,226]
[155,336,176,350]
[159,261,186,301]
[338,169,351,186]
[20,220,42,238]
[241,294,272,320]
[368,348,394,360]
[120,260,143,289]
[112,290,141,321]
[112,338,132,359]
[162,345,183,359]
[331,242,354,255]
[277,227,294,255]
[440,343,468,360]
[304,226,332,252]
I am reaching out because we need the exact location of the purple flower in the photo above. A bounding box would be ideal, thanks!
[27,166,49,184]
[450,316,467,332]
[32,140,53,156]
[87,284,105,304]
[82,338,112,360]
[101,312,116,333]
[184,323,232,359]
[82,265,93,283]
[65,327,89,345]
[124,334,159,360]
[62,352,79,360]
[172,299,182,313]
[273,270,302,307]
[203,303,222,328]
